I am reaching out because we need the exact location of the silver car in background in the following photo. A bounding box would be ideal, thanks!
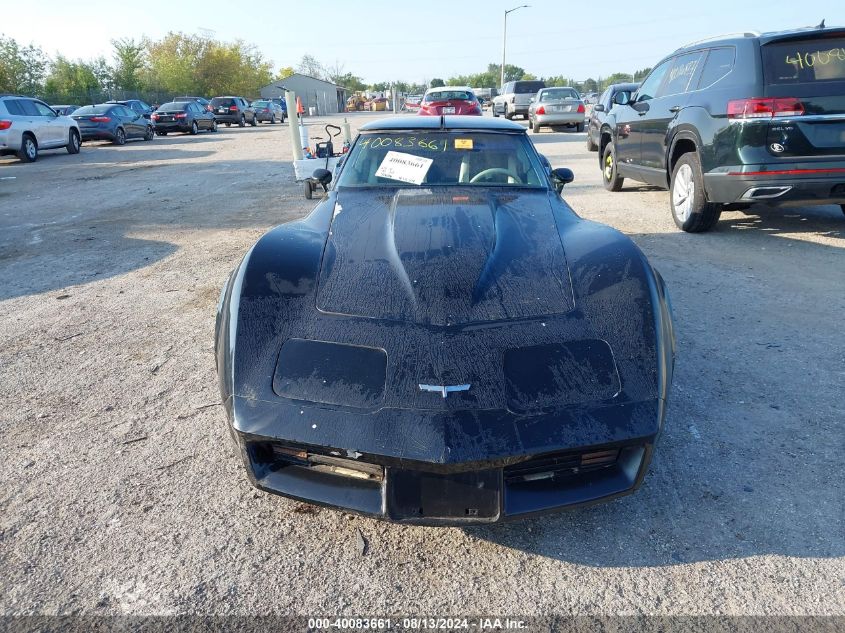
[0,95,81,162]
[527,87,586,134]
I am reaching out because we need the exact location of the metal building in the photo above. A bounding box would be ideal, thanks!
[260,74,349,115]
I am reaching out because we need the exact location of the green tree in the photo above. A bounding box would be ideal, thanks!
[0,35,48,95]
[111,38,145,93]
[44,56,104,102]
[633,67,651,82]
[429,78,445,88]
[332,72,366,92]
[582,78,598,92]
[276,66,295,80]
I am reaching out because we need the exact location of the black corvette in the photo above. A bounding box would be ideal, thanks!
[215,116,675,525]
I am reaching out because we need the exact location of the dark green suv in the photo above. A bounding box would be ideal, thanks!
[599,25,845,232]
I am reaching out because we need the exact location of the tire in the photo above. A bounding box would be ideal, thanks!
[576,122,584,132]
[281,113,286,123]
[66,129,81,154]
[670,152,722,233]
[840,204,845,216]
[144,126,153,141]
[586,131,598,152]
[211,119,218,132]
[270,115,276,124]
[601,142,623,192]
[492,105,499,118]
[225,122,231,127]
[239,116,245,127]
[190,121,198,135]
[531,117,541,134]
[304,180,313,199]
[18,134,38,162]
[504,105,513,120]
[114,128,126,145]
[250,115,257,127]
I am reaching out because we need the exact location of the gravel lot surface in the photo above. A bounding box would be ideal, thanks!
[1,112,843,618]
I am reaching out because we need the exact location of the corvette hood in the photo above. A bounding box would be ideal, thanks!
[316,188,574,325]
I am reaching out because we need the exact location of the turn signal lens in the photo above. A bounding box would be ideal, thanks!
[577,103,586,113]
[0,120,11,130]
[536,106,546,115]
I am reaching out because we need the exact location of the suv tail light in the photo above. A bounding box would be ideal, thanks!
[536,105,546,115]
[0,120,11,130]
[229,105,238,111]
[727,98,804,119]
[577,103,585,113]
[151,113,159,120]
[89,116,111,123]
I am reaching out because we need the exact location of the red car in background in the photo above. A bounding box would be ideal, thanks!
[418,86,482,116]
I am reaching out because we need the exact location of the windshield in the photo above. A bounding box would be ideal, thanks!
[425,91,474,102]
[763,37,845,84]
[157,102,185,112]
[337,132,546,188]
[73,105,112,115]
[539,88,580,101]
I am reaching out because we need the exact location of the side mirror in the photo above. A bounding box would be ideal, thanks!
[614,91,631,106]
[312,168,332,186]
[529,97,535,103]
[593,104,605,112]
[551,167,574,193]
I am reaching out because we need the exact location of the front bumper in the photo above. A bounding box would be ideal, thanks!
[704,163,845,206]
[534,113,584,126]
[226,395,663,525]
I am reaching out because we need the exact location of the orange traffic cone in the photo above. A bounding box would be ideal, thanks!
[296,96,304,116]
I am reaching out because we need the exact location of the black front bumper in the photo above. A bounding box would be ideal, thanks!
[227,395,662,525]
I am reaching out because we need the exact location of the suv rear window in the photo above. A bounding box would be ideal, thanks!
[698,47,735,88]
[211,98,235,107]
[763,37,845,84]
[513,81,545,94]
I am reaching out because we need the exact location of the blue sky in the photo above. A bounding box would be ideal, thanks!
[5,0,829,83]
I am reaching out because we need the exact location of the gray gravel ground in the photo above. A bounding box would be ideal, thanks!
[1,112,843,618]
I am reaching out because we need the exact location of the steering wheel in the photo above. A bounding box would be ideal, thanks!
[469,168,523,184]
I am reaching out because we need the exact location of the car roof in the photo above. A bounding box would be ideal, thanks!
[674,25,844,53]
[426,86,473,92]
[360,116,524,132]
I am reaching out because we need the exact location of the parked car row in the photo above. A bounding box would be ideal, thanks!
[1,93,287,162]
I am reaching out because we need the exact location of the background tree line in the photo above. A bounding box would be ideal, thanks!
[2,32,651,105]
[1,32,273,105]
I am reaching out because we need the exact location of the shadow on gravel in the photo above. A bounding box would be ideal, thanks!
[466,203,844,567]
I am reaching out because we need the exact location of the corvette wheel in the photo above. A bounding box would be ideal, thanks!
[670,153,721,233]
[601,142,623,192]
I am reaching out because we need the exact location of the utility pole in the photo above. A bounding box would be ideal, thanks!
[501,5,530,88]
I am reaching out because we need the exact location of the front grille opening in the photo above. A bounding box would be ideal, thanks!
[250,442,384,482]
[504,448,620,484]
